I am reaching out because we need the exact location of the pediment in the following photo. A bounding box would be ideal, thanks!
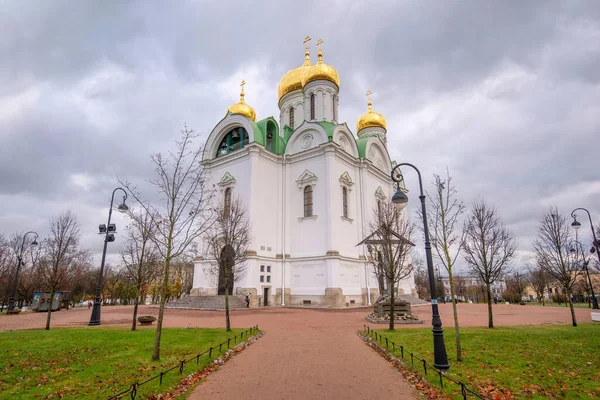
[339,171,354,189]
[217,172,236,187]
[296,169,318,190]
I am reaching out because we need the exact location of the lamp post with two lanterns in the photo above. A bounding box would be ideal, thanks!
[88,187,129,326]
[390,162,450,371]
[570,208,599,309]
[7,231,39,312]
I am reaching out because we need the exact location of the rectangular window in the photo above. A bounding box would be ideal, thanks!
[260,265,265,272]
[342,187,348,218]
[260,275,264,282]
[267,265,271,273]
[304,185,313,217]
[267,276,271,283]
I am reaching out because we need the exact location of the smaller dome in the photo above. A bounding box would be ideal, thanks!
[227,81,256,122]
[302,48,340,88]
[357,98,386,132]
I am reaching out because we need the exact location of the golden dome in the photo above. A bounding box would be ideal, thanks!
[302,41,340,88]
[357,93,386,132]
[227,80,256,121]
[278,47,312,100]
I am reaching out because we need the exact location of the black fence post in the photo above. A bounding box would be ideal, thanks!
[179,360,185,374]
[196,354,200,364]
[422,359,427,375]
[392,342,395,351]
[461,382,467,400]
[159,372,164,385]
[400,346,404,359]
[438,370,443,389]
[130,383,137,399]
[228,338,231,348]
[219,343,222,352]
[385,338,389,349]
[410,352,414,366]
[209,347,213,358]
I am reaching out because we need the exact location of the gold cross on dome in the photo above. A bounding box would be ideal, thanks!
[366,90,373,102]
[240,80,246,94]
[304,36,311,51]
[316,38,323,51]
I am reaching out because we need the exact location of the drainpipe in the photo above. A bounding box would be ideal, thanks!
[359,159,371,305]
[281,154,286,306]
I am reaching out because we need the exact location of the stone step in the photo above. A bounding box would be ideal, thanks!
[165,295,246,310]
[396,294,430,306]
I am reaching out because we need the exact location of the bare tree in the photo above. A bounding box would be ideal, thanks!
[528,266,548,305]
[423,168,466,361]
[462,199,516,328]
[504,270,528,303]
[121,125,213,361]
[365,202,415,330]
[204,197,251,331]
[39,210,89,330]
[122,209,160,330]
[533,208,583,326]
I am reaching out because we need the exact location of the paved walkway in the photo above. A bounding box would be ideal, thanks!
[186,308,420,400]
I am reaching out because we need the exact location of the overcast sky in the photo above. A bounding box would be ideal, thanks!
[1,1,599,272]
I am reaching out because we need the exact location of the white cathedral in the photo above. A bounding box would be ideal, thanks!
[192,39,416,307]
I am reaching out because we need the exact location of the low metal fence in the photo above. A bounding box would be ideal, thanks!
[108,325,260,399]
[363,325,487,400]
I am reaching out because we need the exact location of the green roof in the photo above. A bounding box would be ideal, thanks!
[316,121,337,140]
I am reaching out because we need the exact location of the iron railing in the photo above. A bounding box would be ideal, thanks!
[363,325,488,400]
[108,325,259,399]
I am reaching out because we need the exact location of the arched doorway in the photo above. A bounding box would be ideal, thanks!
[218,245,235,295]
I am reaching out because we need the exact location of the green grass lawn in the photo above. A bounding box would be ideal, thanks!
[373,324,600,399]
[0,326,254,399]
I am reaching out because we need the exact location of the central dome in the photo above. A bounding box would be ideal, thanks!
[302,50,340,88]
[278,50,312,100]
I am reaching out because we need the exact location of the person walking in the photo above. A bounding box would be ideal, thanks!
[245,293,250,308]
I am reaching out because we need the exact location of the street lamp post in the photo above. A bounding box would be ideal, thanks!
[390,162,450,371]
[88,187,129,326]
[7,231,39,312]
[571,208,600,309]
[569,240,599,309]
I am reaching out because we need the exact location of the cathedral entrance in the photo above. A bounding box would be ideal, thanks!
[263,287,270,306]
[217,245,235,295]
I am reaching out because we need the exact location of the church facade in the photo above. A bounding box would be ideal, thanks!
[192,39,416,307]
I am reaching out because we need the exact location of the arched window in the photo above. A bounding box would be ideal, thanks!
[215,127,249,157]
[310,94,315,120]
[289,107,295,128]
[342,187,348,218]
[303,185,313,217]
[224,188,232,215]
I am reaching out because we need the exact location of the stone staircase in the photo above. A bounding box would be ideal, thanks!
[165,295,246,310]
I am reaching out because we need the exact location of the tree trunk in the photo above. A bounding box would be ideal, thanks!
[45,291,54,330]
[486,282,494,328]
[566,288,577,327]
[131,288,139,331]
[448,272,462,362]
[389,278,395,331]
[225,263,231,332]
[152,251,171,361]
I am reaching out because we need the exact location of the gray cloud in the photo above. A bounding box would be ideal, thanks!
[1,0,599,269]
